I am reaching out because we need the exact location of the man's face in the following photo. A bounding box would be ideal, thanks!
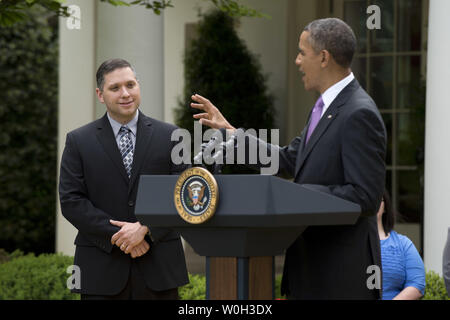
[96,67,141,124]
[295,31,323,92]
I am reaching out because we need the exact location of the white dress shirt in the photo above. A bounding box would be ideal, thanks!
[107,110,139,151]
[320,72,355,117]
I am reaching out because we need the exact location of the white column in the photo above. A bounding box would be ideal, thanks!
[95,2,164,120]
[57,0,97,255]
[424,0,450,274]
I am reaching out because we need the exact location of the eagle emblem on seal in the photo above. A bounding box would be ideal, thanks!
[187,181,207,211]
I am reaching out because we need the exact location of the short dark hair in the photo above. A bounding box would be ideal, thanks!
[381,189,395,236]
[304,18,357,69]
[96,58,137,91]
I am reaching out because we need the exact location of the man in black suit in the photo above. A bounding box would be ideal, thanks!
[190,18,386,299]
[59,58,189,299]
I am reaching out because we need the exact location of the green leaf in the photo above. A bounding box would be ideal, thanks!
[106,0,131,6]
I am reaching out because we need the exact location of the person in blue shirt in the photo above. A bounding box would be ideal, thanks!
[377,190,425,300]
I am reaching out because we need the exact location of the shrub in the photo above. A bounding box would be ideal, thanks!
[0,248,10,264]
[0,251,78,300]
[422,270,449,300]
[0,6,58,254]
[275,274,285,299]
[179,273,206,300]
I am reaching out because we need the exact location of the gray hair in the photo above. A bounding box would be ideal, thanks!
[96,58,138,91]
[304,18,356,69]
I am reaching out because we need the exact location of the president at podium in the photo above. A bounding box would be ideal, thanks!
[190,18,386,299]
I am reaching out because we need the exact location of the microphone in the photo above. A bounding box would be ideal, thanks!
[193,128,226,164]
[211,130,240,162]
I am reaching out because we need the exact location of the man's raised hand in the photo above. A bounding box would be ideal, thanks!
[191,94,235,130]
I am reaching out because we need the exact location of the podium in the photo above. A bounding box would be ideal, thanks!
[135,175,360,300]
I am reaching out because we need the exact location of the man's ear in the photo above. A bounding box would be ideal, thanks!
[95,87,104,103]
[321,50,331,68]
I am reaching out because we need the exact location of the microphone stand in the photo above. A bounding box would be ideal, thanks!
[211,129,240,174]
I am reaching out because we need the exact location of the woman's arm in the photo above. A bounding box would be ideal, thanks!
[393,286,423,300]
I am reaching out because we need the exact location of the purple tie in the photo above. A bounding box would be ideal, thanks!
[305,96,324,144]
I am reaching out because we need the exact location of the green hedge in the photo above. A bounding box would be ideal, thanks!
[179,274,206,300]
[0,250,78,300]
[0,251,448,300]
[0,5,58,254]
[422,270,449,300]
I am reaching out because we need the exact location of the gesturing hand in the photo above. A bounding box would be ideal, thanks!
[191,94,235,130]
[110,220,148,254]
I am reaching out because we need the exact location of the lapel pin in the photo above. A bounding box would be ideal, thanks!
[327,114,333,119]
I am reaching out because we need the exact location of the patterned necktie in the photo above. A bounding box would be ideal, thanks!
[305,96,324,144]
[119,126,134,178]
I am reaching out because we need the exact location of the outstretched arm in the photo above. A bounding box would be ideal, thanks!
[190,93,300,177]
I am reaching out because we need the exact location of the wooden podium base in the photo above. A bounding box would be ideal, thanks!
[206,256,274,300]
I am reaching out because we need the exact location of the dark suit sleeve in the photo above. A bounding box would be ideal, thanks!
[238,129,304,177]
[59,132,119,252]
[278,135,303,177]
[303,108,386,215]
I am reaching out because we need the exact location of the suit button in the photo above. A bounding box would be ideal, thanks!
[128,201,134,207]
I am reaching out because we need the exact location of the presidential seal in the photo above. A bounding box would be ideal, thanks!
[174,167,219,224]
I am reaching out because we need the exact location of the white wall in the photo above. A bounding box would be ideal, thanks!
[424,0,450,274]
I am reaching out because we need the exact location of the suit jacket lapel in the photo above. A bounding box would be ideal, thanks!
[95,114,129,184]
[129,112,154,191]
[294,79,360,179]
